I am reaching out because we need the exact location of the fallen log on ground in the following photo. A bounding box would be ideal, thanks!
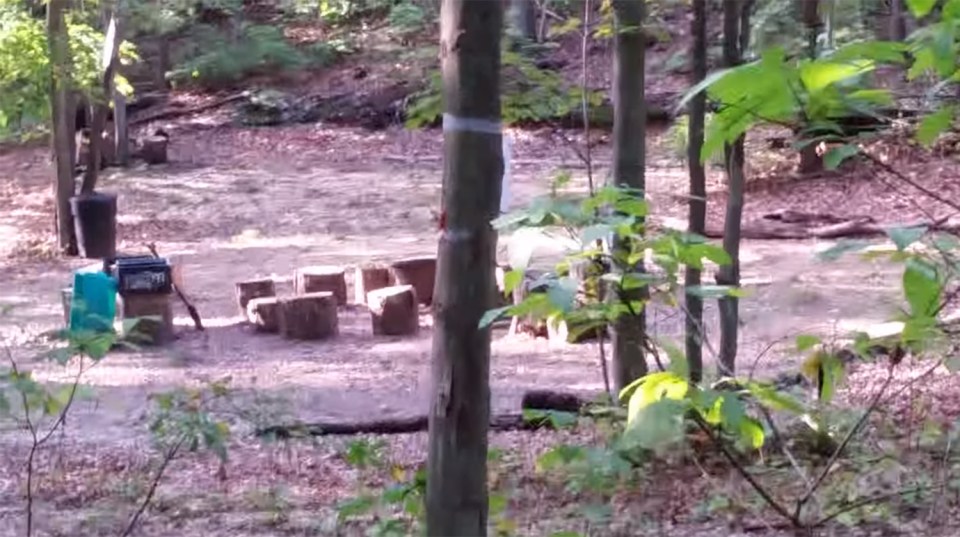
[257,390,589,439]
[131,92,249,126]
[702,213,960,240]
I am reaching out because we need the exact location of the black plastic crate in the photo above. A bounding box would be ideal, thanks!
[113,256,172,295]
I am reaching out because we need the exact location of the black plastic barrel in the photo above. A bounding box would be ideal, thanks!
[70,192,117,259]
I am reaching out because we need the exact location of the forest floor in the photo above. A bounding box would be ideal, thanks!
[3,13,960,533]
[3,118,959,535]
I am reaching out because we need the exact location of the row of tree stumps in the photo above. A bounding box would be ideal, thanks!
[234,256,437,340]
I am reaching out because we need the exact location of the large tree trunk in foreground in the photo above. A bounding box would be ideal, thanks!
[610,0,648,393]
[686,0,708,384]
[47,0,77,255]
[717,0,748,377]
[426,0,503,535]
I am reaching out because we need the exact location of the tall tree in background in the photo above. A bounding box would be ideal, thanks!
[47,0,77,255]
[426,0,503,534]
[685,0,707,383]
[609,0,648,392]
[716,0,749,376]
[507,0,537,47]
[798,0,823,174]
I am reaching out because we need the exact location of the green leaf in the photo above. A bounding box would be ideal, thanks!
[906,0,937,17]
[478,306,512,329]
[746,383,806,414]
[690,243,732,266]
[337,495,376,520]
[904,258,942,318]
[546,277,578,312]
[823,144,859,170]
[945,356,960,372]
[886,225,928,251]
[739,417,766,449]
[621,398,688,452]
[817,239,870,261]
[796,334,821,352]
[621,372,689,424]
[819,353,845,403]
[686,285,748,298]
[489,492,508,516]
[800,60,873,93]
[536,444,586,472]
[581,224,612,245]
[917,107,954,146]
[503,269,523,296]
[381,485,408,504]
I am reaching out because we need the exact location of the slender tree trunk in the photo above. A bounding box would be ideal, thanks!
[507,0,537,47]
[801,0,820,58]
[889,0,906,41]
[81,8,123,193]
[739,0,754,58]
[113,91,129,166]
[47,0,77,255]
[685,0,708,384]
[798,0,824,176]
[610,0,648,392]
[717,0,747,377]
[112,10,130,166]
[426,0,503,535]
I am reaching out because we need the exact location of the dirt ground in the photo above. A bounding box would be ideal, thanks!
[0,122,925,536]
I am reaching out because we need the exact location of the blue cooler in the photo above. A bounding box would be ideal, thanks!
[69,267,117,333]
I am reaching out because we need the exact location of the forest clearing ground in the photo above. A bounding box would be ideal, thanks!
[0,120,954,535]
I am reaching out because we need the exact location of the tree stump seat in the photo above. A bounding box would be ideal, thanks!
[279,292,338,340]
[236,278,276,319]
[247,296,281,333]
[295,266,347,305]
[367,285,419,336]
[390,256,436,305]
[354,264,392,305]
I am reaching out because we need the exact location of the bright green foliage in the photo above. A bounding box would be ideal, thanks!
[344,438,386,469]
[680,42,905,164]
[667,112,725,167]
[337,458,427,534]
[148,379,232,462]
[0,5,134,138]
[480,186,739,341]
[387,2,427,41]
[405,43,605,128]
[169,24,316,87]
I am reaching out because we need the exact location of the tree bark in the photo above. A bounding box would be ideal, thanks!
[717,0,747,377]
[47,0,77,255]
[112,10,130,166]
[610,0,648,392]
[426,0,503,535]
[80,8,123,194]
[507,0,537,47]
[686,0,708,384]
[800,0,821,58]
[888,0,906,41]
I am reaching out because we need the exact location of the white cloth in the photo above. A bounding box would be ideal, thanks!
[500,134,513,214]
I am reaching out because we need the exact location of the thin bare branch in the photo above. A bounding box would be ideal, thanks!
[691,413,801,527]
[122,435,186,537]
[794,365,896,519]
